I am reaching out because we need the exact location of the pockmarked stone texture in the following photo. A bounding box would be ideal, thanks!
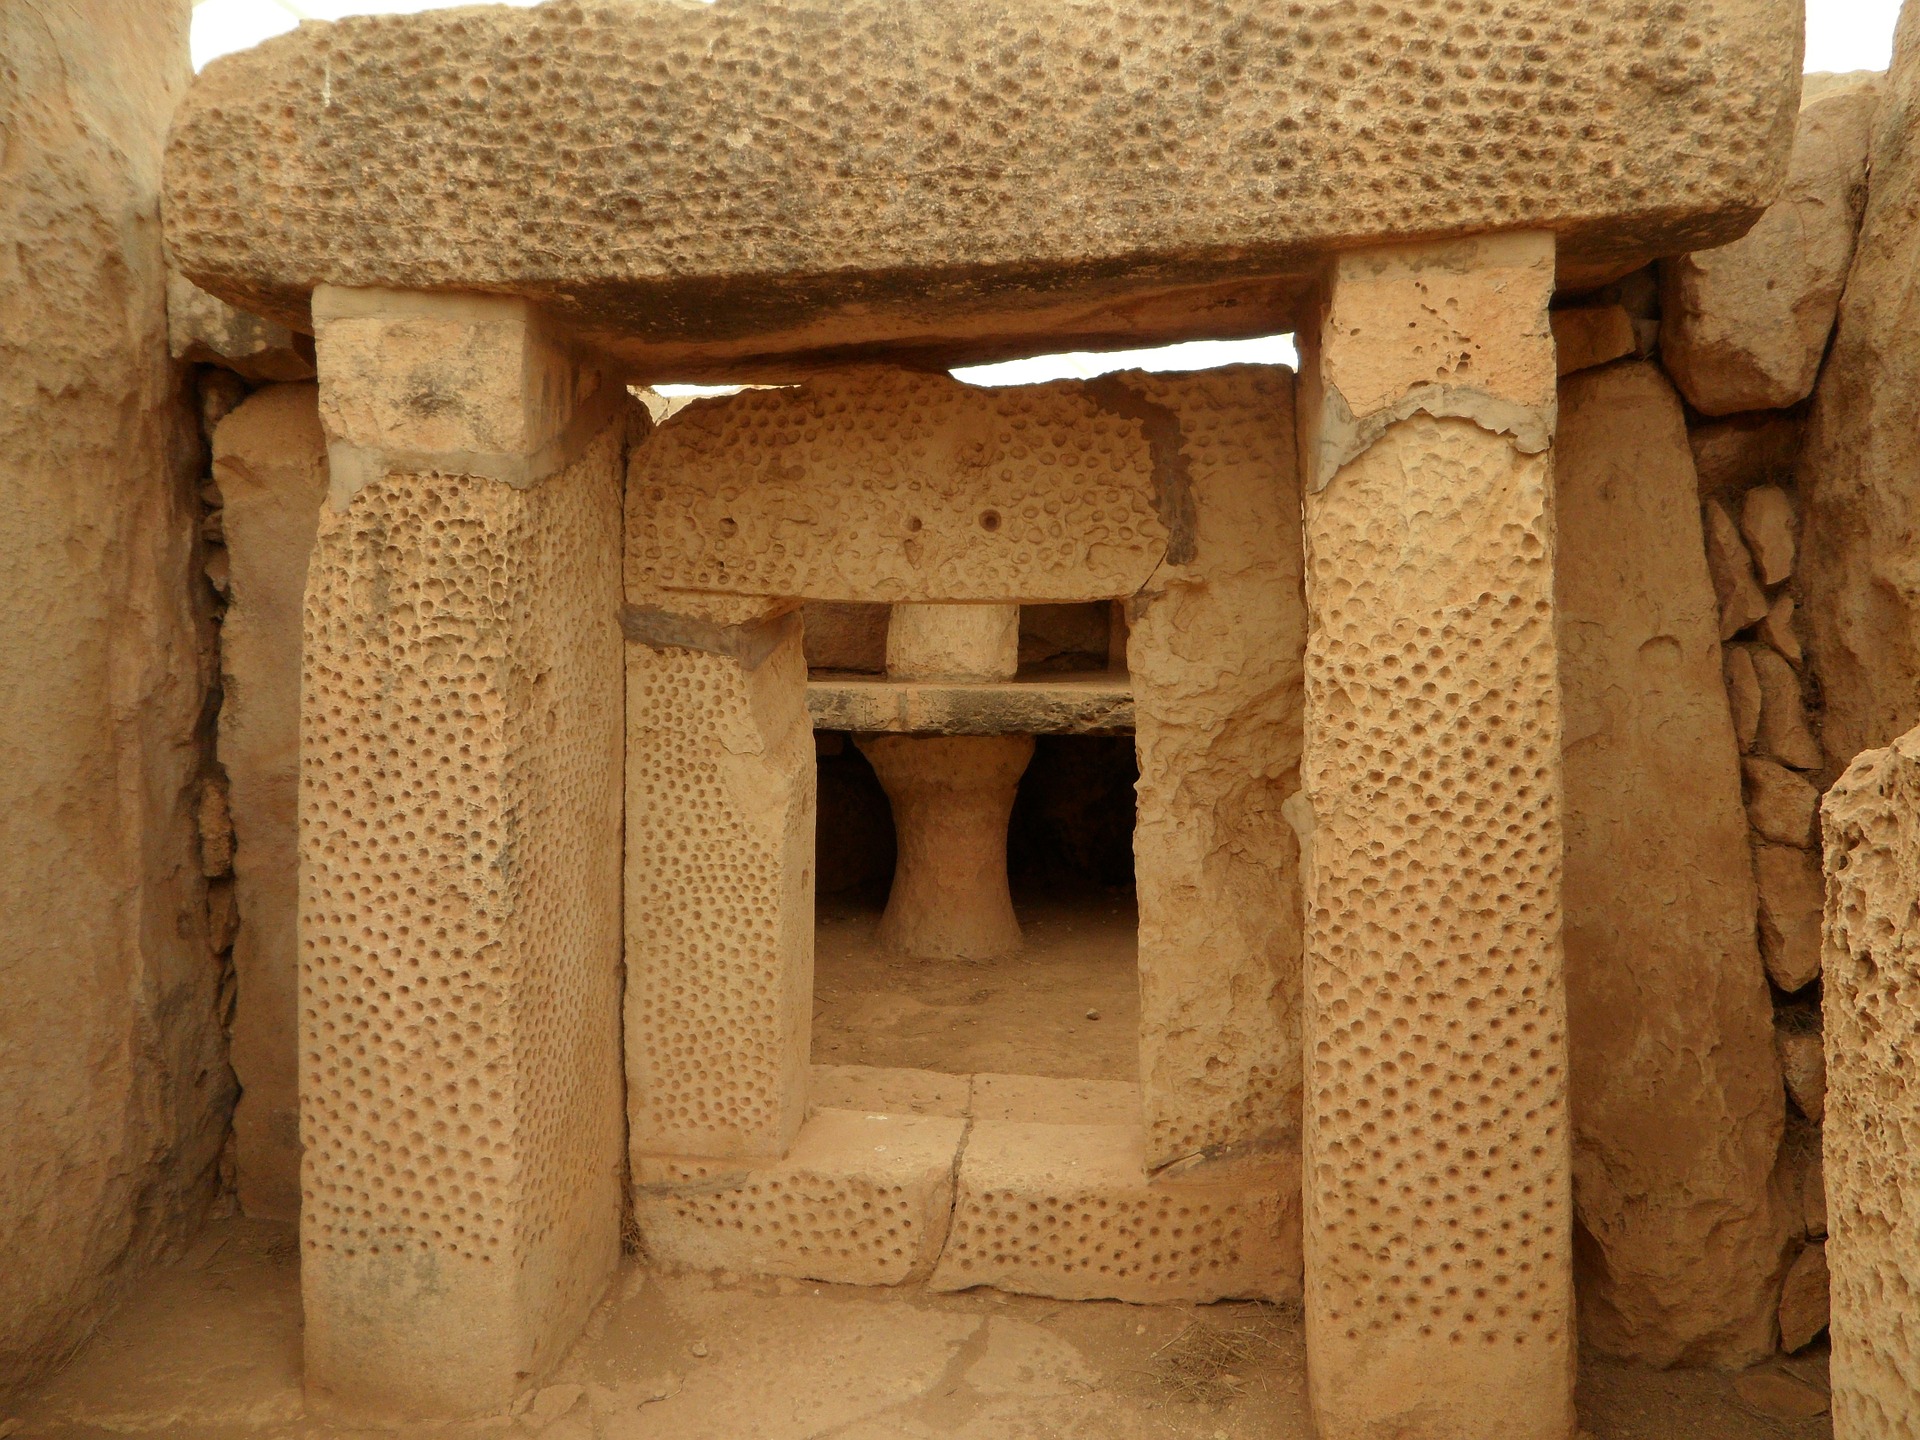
[1298,235,1574,1440]
[1660,83,1878,415]
[161,0,1801,376]
[1820,726,1920,1438]
[628,370,1169,604]
[212,383,329,1221]
[299,315,626,1415]
[1799,11,1920,783]
[1125,366,1305,1174]
[0,0,232,1395]
[1555,362,1789,1366]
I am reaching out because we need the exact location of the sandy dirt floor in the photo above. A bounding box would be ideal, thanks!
[812,889,1141,1081]
[6,1217,1834,1440]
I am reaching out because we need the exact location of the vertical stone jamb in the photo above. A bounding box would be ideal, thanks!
[1297,234,1574,1439]
[299,287,626,1415]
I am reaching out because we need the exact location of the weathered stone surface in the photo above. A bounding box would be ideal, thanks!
[806,674,1133,736]
[1703,498,1770,639]
[1124,366,1303,1173]
[1556,361,1789,1365]
[211,383,328,1221]
[1755,843,1825,993]
[1661,83,1878,415]
[1779,1241,1832,1353]
[1690,411,1806,499]
[0,0,231,1396]
[1299,235,1574,1438]
[1822,724,1920,1436]
[1751,645,1824,771]
[802,602,887,673]
[1727,645,1763,751]
[1744,755,1821,847]
[1741,485,1798,586]
[1551,305,1638,376]
[167,273,314,382]
[1734,1367,1832,1420]
[885,604,1018,681]
[969,1074,1140,1127]
[1800,18,1920,784]
[930,1120,1299,1304]
[1775,1008,1827,1124]
[808,1065,970,1119]
[1761,592,1804,664]
[635,1110,966,1286]
[162,0,1800,377]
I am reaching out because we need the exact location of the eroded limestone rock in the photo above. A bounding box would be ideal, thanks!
[1744,756,1821,847]
[1779,1242,1832,1353]
[1751,646,1824,772]
[1754,844,1825,993]
[1775,1008,1827,1124]
[1661,83,1879,415]
[1727,646,1763,751]
[1704,499,1771,640]
[167,272,314,382]
[1690,412,1806,500]
[1741,485,1799,586]
[1557,361,1789,1365]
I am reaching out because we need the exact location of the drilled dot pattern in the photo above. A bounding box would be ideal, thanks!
[628,368,1164,604]
[298,423,626,1269]
[164,0,1795,343]
[1124,365,1308,1171]
[625,623,816,1159]
[1820,736,1920,1440]
[1301,417,1572,1355]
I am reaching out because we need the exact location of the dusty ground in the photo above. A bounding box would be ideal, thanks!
[812,889,1140,1081]
[7,1218,1834,1440]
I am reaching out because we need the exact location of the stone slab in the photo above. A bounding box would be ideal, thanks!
[634,1109,966,1286]
[808,675,1133,735]
[809,1065,971,1119]
[969,1075,1141,1127]
[163,0,1799,377]
[930,1120,1299,1304]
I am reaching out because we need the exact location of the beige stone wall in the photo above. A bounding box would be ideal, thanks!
[0,0,232,1397]
[1126,366,1305,1179]
[1556,361,1790,1365]
[212,384,328,1221]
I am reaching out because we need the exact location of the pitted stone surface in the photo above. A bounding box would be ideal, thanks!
[627,369,1167,604]
[163,0,1799,374]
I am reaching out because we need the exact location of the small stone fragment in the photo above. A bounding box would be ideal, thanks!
[1778,1241,1831,1352]
[1754,844,1824,992]
[528,1384,584,1423]
[1743,756,1821,847]
[689,1341,709,1358]
[1733,1367,1830,1420]
[1703,499,1770,639]
[197,367,251,435]
[1759,592,1803,665]
[1775,1008,1826,1123]
[1725,646,1762,751]
[1739,485,1797,585]
[1751,647,1823,771]
[197,776,233,877]
[1551,305,1638,375]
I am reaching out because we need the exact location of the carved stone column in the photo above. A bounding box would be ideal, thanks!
[298,287,626,1415]
[861,603,1030,960]
[1296,234,1575,1439]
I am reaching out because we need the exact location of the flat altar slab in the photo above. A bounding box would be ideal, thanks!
[809,674,1132,735]
[162,0,1799,379]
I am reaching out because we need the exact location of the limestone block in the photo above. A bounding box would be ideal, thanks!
[1299,235,1575,1439]
[1556,361,1789,1365]
[885,604,1018,681]
[1744,756,1821,848]
[299,417,627,1414]
[1822,725,1920,1435]
[1761,593,1804,666]
[212,383,328,1220]
[1775,1009,1827,1124]
[625,604,815,1160]
[1755,844,1826,993]
[1551,305,1638,376]
[1691,412,1805,499]
[806,674,1133,737]
[628,369,1168,603]
[929,1120,1299,1304]
[163,0,1800,376]
[969,1074,1140,1127]
[857,733,1032,961]
[809,1065,969,1118]
[1703,498,1770,640]
[1741,486,1798,586]
[1727,646,1763,751]
[0,0,231,1393]
[1124,366,1304,1171]
[1779,1241,1832,1353]
[1661,84,1879,415]
[167,272,314,382]
[634,1110,965,1286]
[1800,25,1920,785]
[1780,1116,1828,1240]
[1751,646,1824,772]
[802,602,887,673]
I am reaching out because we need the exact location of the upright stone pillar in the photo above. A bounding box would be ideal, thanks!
[299,287,627,1415]
[1296,234,1574,1440]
